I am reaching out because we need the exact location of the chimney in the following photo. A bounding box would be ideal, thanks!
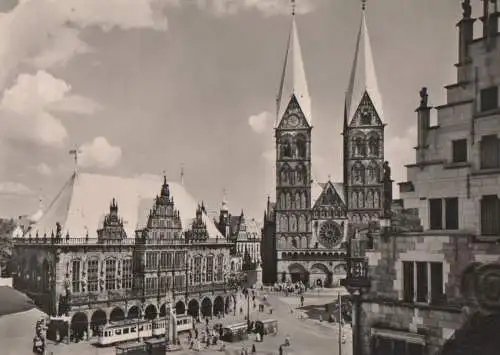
[416,87,431,165]
[457,1,475,65]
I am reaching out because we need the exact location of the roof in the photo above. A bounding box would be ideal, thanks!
[312,181,345,206]
[26,173,224,240]
[275,15,311,127]
[345,8,383,121]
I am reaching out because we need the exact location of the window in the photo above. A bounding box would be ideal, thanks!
[416,262,428,303]
[174,252,186,268]
[216,254,224,281]
[481,195,500,236]
[429,199,443,230]
[87,259,99,292]
[480,135,500,169]
[480,86,498,112]
[72,260,80,293]
[193,256,202,283]
[430,262,444,304]
[206,255,214,282]
[452,139,467,163]
[403,261,414,302]
[105,259,116,290]
[402,261,444,304]
[122,259,133,289]
[372,337,424,355]
[146,252,158,270]
[429,198,459,230]
[445,198,459,230]
[174,275,184,289]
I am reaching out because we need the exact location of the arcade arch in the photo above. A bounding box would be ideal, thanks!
[110,307,125,323]
[201,298,212,318]
[214,296,224,316]
[188,299,199,318]
[90,309,106,336]
[144,304,157,320]
[127,305,140,319]
[175,301,186,315]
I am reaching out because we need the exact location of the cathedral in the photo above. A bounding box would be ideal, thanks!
[262,3,391,286]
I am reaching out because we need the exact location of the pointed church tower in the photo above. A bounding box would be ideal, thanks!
[343,1,385,227]
[275,2,312,282]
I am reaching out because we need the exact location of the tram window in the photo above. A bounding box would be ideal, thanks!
[131,327,136,333]
[116,329,122,335]
[123,328,129,334]
[139,326,143,331]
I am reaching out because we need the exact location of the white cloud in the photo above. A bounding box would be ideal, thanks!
[0,181,33,195]
[0,70,100,147]
[248,111,272,134]
[35,163,53,176]
[79,136,122,169]
[197,0,314,16]
[0,0,172,89]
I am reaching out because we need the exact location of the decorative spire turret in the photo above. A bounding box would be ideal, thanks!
[345,0,383,122]
[275,0,311,126]
[161,172,170,198]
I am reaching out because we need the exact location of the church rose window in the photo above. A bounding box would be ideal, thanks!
[319,221,341,248]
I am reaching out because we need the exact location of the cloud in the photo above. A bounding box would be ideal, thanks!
[0,181,33,195]
[0,0,172,89]
[0,70,100,147]
[248,111,272,134]
[79,136,122,169]
[35,163,53,176]
[196,0,315,16]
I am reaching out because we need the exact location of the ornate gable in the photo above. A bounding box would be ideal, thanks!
[186,203,209,242]
[349,91,383,128]
[313,182,346,210]
[277,95,311,130]
[97,198,127,242]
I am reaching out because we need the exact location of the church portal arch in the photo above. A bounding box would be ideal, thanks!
[288,263,309,284]
[310,263,332,288]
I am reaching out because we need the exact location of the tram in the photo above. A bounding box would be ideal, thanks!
[97,314,193,346]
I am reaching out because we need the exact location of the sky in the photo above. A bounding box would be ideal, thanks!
[0,0,487,221]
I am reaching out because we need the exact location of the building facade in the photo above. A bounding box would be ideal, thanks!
[262,6,388,287]
[12,173,237,338]
[359,2,500,355]
[215,199,261,270]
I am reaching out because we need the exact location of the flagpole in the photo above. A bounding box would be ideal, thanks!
[338,292,342,355]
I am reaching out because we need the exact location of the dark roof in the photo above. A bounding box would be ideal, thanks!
[0,286,36,316]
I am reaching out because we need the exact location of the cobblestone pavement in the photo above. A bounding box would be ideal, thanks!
[6,289,352,355]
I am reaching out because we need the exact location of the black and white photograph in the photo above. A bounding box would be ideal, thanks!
[0,0,499,354]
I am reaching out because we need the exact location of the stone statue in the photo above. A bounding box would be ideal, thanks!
[462,0,471,19]
[419,87,428,108]
[383,161,391,182]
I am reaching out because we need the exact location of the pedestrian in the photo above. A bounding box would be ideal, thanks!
[279,345,284,355]
[252,343,256,353]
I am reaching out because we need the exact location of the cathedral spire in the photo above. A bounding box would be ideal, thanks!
[345,0,383,121]
[275,0,311,127]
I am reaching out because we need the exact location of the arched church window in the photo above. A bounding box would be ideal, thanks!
[373,191,380,208]
[351,191,358,209]
[366,190,374,208]
[282,138,293,158]
[352,135,366,157]
[289,215,297,232]
[358,191,365,208]
[289,170,296,185]
[279,193,286,209]
[296,136,306,158]
[368,134,379,156]
[281,167,289,184]
[366,161,379,184]
[298,214,306,232]
[295,192,301,209]
[291,239,297,248]
[280,215,288,232]
[301,193,307,209]
[285,193,291,209]
[351,163,365,185]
